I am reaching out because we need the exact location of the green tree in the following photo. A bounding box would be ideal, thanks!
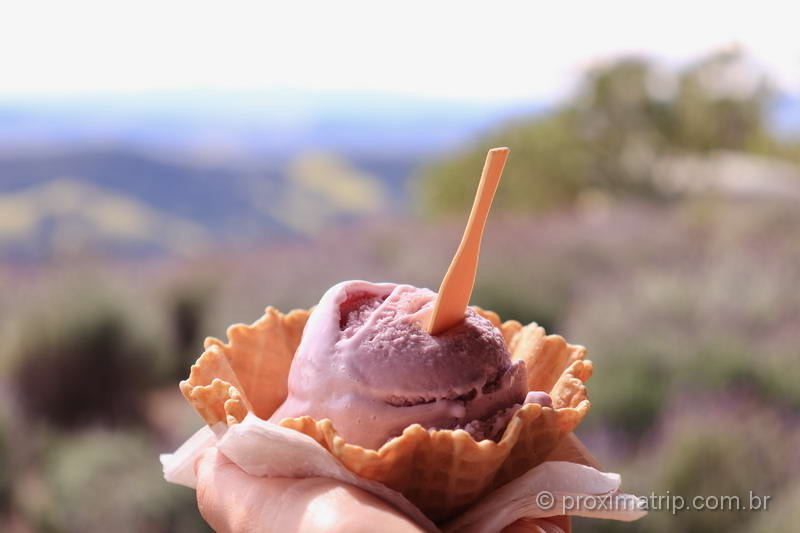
[419,50,790,216]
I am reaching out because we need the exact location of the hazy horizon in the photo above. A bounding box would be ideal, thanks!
[2,1,797,102]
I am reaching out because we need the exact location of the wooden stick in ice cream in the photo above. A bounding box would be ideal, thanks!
[426,147,509,335]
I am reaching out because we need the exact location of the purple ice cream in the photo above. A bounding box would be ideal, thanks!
[270,280,550,449]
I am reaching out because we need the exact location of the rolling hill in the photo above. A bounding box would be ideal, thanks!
[0,147,402,260]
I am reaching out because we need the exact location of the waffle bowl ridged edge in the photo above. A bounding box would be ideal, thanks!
[180,306,592,522]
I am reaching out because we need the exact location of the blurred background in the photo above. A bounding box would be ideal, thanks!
[1,2,799,532]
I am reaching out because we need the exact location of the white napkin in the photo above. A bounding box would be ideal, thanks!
[161,413,646,533]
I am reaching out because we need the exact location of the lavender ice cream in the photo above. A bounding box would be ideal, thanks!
[270,280,550,449]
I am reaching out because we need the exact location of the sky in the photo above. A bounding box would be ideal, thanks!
[0,1,798,104]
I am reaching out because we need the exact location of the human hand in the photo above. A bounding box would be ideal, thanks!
[195,448,422,533]
[194,434,596,533]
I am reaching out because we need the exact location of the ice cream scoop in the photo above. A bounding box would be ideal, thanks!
[177,147,596,522]
[270,280,546,449]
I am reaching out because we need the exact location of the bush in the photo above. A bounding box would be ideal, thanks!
[748,480,800,532]
[417,50,794,218]
[585,348,671,437]
[472,278,570,334]
[673,341,800,408]
[0,406,10,514]
[10,298,161,429]
[620,402,796,533]
[163,286,212,382]
[31,430,209,533]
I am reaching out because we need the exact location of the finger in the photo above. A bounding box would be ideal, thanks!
[194,448,422,533]
[194,446,231,476]
[501,517,556,533]
[195,447,282,532]
[289,478,424,533]
[196,448,312,532]
[501,515,570,533]
[542,515,571,533]
[501,518,546,532]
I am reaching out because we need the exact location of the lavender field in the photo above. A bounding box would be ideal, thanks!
[1,194,798,532]
[1,35,799,531]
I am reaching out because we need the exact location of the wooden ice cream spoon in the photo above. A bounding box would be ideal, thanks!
[427,147,509,335]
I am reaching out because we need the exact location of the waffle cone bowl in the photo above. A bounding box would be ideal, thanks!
[180,306,592,523]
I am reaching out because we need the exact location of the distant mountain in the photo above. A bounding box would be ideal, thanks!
[0,149,261,222]
[0,90,543,260]
[0,89,537,159]
[3,88,792,260]
[0,178,211,259]
[1,88,794,159]
[0,147,407,260]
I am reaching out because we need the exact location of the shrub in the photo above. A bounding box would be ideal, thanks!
[472,279,569,334]
[0,406,10,513]
[32,429,209,533]
[585,348,671,437]
[163,286,212,383]
[10,298,161,429]
[622,401,797,533]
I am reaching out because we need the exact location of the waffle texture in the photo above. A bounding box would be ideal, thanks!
[181,305,591,522]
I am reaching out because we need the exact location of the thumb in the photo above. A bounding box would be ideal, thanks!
[502,516,570,533]
[195,448,299,532]
[195,447,255,532]
[193,448,423,533]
